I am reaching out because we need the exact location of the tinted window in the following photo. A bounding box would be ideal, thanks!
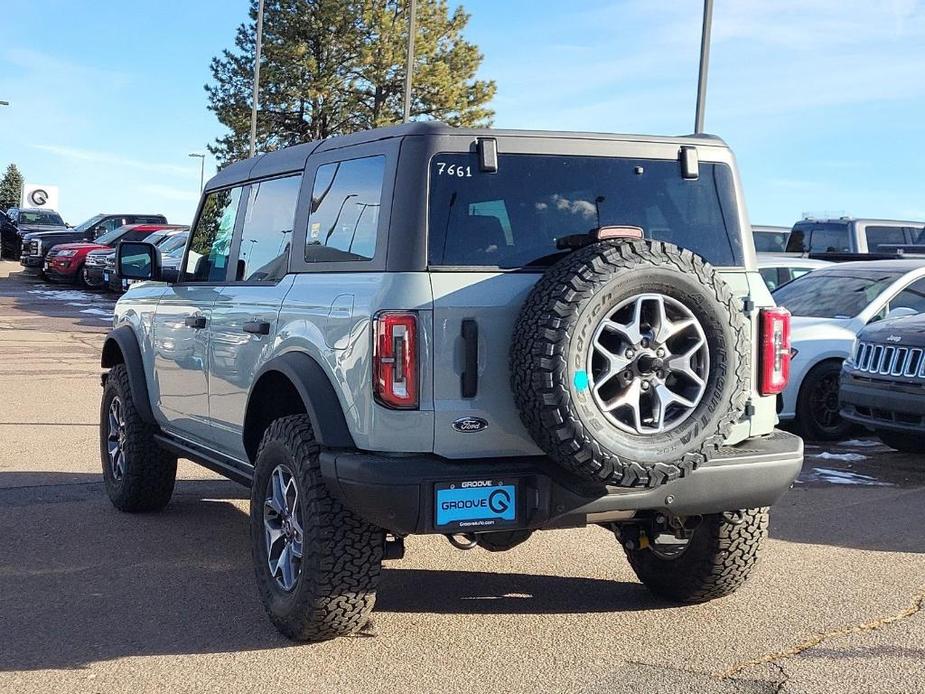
[237,175,300,281]
[809,223,849,253]
[131,215,166,224]
[17,210,64,225]
[889,278,925,314]
[428,153,744,268]
[305,156,385,262]
[785,224,812,253]
[866,225,906,250]
[94,226,131,246]
[759,267,782,291]
[158,233,188,254]
[773,270,903,318]
[183,187,242,282]
[95,217,128,236]
[72,214,105,234]
[121,229,152,243]
[753,231,788,252]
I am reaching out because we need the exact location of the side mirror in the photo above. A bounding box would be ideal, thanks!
[885,306,918,321]
[117,241,161,282]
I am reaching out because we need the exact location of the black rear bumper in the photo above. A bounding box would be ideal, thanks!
[319,430,803,535]
[840,372,925,434]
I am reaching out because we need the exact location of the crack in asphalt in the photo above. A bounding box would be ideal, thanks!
[716,588,925,680]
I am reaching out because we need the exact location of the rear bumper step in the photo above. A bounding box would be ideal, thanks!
[319,430,803,535]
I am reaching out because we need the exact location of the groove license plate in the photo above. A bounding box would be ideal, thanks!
[434,480,517,530]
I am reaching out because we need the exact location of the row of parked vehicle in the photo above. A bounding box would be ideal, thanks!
[749,219,925,452]
[0,207,188,292]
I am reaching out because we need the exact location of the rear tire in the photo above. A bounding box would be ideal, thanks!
[250,415,385,641]
[796,360,852,441]
[624,508,769,603]
[100,364,177,512]
[876,429,921,453]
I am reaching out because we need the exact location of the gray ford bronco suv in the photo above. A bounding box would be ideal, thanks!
[100,122,803,641]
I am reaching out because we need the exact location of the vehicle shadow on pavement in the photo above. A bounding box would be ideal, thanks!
[377,568,663,615]
[0,476,285,672]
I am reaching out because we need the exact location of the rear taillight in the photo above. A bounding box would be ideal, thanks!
[373,312,418,409]
[759,307,791,395]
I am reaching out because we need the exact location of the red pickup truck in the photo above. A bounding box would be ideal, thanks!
[44,224,185,285]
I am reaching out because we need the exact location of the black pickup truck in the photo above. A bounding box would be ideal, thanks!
[0,207,68,259]
[19,213,167,270]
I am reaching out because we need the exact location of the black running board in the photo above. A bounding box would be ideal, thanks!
[154,434,254,487]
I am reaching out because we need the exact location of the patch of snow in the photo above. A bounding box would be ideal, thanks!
[839,439,882,448]
[811,451,868,462]
[803,467,894,487]
[79,308,112,317]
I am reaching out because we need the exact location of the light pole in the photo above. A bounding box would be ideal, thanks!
[694,0,714,134]
[403,0,416,122]
[250,0,265,158]
[188,153,205,192]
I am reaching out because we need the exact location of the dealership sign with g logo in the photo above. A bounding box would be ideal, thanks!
[21,183,59,211]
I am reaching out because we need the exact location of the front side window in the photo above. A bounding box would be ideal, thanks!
[428,153,744,269]
[889,278,925,314]
[237,175,300,281]
[305,156,385,262]
[753,231,788,252]
[183,187,242,282]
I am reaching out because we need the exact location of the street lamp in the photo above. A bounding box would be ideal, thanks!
[249,0,265,158]
[403,0,417,122]
[188,153,205,192]
[694,0,714,134]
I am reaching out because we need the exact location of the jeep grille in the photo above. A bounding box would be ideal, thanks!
[853,341,925,379]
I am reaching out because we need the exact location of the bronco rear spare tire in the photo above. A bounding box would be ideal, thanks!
[511,240,750,488]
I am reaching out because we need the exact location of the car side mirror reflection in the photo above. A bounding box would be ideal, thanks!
[885,306,918,321]
[117,241,162,282]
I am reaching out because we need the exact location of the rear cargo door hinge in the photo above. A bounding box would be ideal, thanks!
[742,400,756,418]
[742,296,755,315]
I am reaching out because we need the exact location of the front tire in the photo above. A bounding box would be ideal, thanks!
[624,508,769,603]
[250,415,385,641]
[796,360,852,441]
[100,364,177,512]
[876,429,921,453]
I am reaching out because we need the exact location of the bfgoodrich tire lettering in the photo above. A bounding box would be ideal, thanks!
[99,363,177,512]
[625,508,769,603]
[250,415,385,641]
[511,240,750,488]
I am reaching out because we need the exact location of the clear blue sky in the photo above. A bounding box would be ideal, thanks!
[1,1,923,227]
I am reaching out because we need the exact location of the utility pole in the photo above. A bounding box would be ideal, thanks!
[249,0,265,158]
[694,0,714,134]
[188,153,206,192]
[403,0,417,122]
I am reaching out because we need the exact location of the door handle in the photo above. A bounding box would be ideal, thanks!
[184,316,207,329]
[243,320,271,335]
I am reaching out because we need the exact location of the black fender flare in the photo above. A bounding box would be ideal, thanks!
[245,352,355,449]
[100,325,156,425]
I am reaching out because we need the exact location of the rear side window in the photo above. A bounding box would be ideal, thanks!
[865,225,906,250]
[428,153,744,269]
[184,187,242,282]
[305,156,385,262]
[237,175,300,281]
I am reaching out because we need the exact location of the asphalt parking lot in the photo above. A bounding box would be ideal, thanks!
[1,260,923,694]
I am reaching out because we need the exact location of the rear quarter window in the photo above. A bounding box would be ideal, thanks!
[428,153,744,269]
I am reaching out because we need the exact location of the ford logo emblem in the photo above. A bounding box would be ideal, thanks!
[452,416,488,433]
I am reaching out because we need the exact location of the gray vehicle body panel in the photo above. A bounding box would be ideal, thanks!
[111,124,782,491]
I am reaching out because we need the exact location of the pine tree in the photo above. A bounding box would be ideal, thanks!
[205,0,495,164]
[0,164,24,211]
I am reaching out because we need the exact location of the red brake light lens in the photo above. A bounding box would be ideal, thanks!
[373,312,418,409]
[759,307,791,395]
